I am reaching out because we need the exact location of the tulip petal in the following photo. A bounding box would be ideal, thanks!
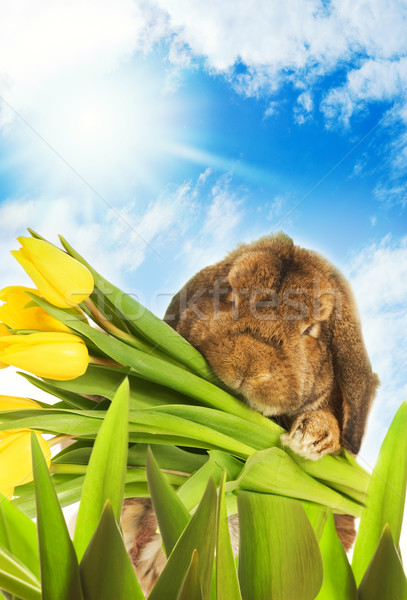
[0,341,89,380]
[16,238,94,307]
[0,286,70,333]
[11,249,67,307]
[0,430,51,489]
[0,396,43,411]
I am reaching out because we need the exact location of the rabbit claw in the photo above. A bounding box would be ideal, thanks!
[281,410,342,461]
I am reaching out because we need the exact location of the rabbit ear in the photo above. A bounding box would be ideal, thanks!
[331,283,379,454]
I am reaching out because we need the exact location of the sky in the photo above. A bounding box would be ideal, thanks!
[0,0,407,556]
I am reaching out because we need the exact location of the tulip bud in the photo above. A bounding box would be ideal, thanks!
[0,286,71,333]
[0,395,51,498]
[0,332,89,380]
[11,237,94,308]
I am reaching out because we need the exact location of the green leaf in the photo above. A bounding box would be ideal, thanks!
[177,550,203,600]
[149,479,217,600]
[152,405,281,450]
[14,475,85,518]
[31,434,83,600]
[46,365,190,409]
[146,447,190,556]
[128,443,207,472]
[0,547,40,588]
[216,473,242,600]
[301,502,329,541]
[237,492,323,600]
[0,493,40,578]
[0,570,41,600]
[358,524,407,600]
[315,513,357,600]
[79,500,144,600]
[73,379,129,560]
[232,447,363,516]
[18,372,100,410]
[177,454,225,511]
[352,402,407,584]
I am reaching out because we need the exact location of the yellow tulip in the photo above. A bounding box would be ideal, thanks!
[0,286,71,333]
[0,332,89,380]
[0,396,51,499]
[11,237,94,308]
[0,323,11,369]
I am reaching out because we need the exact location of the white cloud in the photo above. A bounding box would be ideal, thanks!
[202,175,243,241]
[294,91,314,124]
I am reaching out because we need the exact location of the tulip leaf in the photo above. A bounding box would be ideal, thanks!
[315,513,357,600]
[352,402,407,584]
[0,569,41,600]
[18,372,101,410]
[216,473,242,600]
[73,378,129,560]
[45,365,190,409]
[149,479,217,600]
[0,493,40,578]
[232,447,363,516]
[14,475,85,518]
[287,450,370,497]
[128,443,207,472]
[79,500,144,600]
[31,433,84,600]
[238,492,323,600]
[301,502,329,541]
[146,447,190,556]
[0,547,40,588]
[152,405,281,450]
[358,524,407,600]
[177,454,225,512]
[59,235,214,379]
[177,550,203,600]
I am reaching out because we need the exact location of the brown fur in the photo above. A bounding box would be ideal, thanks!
[123,233,378,591]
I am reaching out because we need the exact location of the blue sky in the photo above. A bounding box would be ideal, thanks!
[0,0,407,545]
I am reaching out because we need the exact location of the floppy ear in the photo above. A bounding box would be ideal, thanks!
[330,280,379,454]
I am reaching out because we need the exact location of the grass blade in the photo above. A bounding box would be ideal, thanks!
[73,379,129,560]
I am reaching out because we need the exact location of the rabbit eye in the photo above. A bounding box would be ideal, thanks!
[302,323,320,338]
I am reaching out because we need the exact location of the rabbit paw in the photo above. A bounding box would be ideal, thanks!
[281,410,341,461]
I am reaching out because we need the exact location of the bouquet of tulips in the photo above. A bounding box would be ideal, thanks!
[0,230,406,600]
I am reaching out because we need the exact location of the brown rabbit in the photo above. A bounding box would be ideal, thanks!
[123,232,378,594]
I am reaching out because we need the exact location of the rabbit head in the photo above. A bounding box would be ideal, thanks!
[165,233,378,454]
